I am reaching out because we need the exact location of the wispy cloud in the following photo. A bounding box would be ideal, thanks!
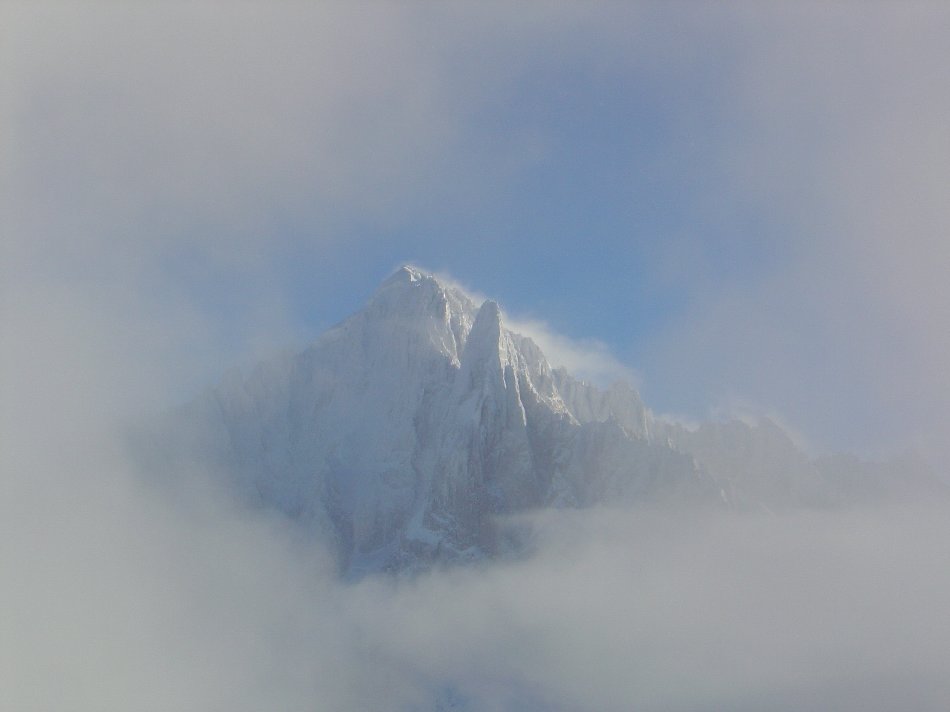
[635,4,950,463]
[411,265,640,387]
[505,315,641,387]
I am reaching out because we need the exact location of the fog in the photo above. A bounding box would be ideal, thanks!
[6,384,950,710]
[4,256,950,711]
[3,3,950,710]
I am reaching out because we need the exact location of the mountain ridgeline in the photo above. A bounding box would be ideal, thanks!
[156,266,935,575]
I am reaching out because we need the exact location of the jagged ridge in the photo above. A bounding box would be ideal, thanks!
[160,266,936,575]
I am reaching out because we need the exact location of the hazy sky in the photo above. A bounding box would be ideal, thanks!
[3,4,950,710]
[5,2,950,459]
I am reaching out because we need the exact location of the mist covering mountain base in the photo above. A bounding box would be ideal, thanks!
[152,267,936,576]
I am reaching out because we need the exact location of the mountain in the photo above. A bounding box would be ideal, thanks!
[151,266,937,575]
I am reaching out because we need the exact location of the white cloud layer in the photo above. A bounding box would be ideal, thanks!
[5,403,950,711]
[505,315,640,387]
[635,4,950,464]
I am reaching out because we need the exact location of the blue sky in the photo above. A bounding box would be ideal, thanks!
[4,3,950,461]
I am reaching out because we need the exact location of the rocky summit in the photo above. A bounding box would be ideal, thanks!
[155,266,934,575]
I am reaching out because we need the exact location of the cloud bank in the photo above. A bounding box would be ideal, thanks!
[5,404,950,711]
[634,4,950,464]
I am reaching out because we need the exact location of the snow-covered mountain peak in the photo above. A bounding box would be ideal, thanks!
[368,265,475,316]
[337,266,480,370]
[376,264,438,293]
[153,269,940,575]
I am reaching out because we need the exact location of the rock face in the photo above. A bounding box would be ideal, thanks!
[160,266,935,574]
